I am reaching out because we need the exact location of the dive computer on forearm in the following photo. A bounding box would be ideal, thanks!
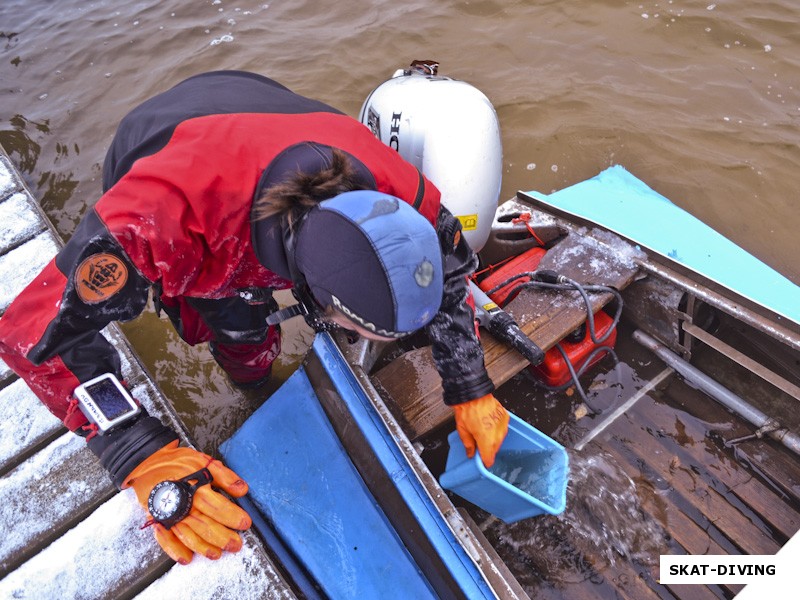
[73,373,141,435]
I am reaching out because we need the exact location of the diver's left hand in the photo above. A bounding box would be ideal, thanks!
[123,441,251,565]
[452,394,509,468]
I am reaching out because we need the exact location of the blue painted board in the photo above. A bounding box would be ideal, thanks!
[222,333,498,599]
[523,165,800,328]
[220,365,437,599]
[309,333,497,599]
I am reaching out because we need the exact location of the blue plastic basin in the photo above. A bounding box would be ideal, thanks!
[439,412,569,523]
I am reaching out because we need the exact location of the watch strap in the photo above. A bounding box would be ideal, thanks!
[180,467,213,491]
[147,468,213,529]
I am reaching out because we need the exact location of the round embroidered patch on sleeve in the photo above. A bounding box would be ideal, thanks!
[75,253,129,304]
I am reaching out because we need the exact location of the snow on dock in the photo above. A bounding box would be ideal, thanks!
[0,146,296,599]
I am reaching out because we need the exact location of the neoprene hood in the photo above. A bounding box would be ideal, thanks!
[294,190,444,338]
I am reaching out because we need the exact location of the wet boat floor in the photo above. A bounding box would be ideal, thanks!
[420,321,800,600]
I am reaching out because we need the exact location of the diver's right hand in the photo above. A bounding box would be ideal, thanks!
[452,393,509,468]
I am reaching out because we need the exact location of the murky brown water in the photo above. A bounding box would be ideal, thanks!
[2,1,798,595]
[3,0,799,283]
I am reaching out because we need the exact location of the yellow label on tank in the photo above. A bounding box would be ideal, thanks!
[457,214,479,231]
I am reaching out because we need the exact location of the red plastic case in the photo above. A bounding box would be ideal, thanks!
[528,310,617,387]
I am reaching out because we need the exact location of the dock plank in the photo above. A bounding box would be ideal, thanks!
[0,153,23,200]
[0,378,63,476]
[0,325,161,477]
[0,433,113,576]
[134,537,297,600]
[0,231,59,313]
[0,492,171,599]
[0,191,46,253]
[0,144,296,598]
[0,329,182,576]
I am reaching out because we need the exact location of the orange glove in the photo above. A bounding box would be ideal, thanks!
[123,440,252,565]
[452,394,509,468]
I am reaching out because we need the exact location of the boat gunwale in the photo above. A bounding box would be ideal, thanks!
[310,332,531,599]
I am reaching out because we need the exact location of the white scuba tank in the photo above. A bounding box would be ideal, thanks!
[359,61,502,252]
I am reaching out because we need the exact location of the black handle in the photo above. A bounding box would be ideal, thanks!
[486,310,545,366]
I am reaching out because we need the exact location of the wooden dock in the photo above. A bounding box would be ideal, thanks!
[0,146,297,599]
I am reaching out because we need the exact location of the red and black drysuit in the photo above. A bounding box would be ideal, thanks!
[0,71,494,487]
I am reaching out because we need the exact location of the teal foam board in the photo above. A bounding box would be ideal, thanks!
[523,165,800,327]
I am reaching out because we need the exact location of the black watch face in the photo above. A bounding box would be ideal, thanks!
[146,468,213,529]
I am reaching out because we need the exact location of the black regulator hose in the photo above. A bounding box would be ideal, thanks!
[486,270,624,346]
[485,269,624,411]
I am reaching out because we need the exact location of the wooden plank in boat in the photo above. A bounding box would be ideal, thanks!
[663,581,727,600]
[573,552,664,600]
[593,442,738,600]
[664,374,800,508]
[726,438,800,507]
[649,382,800,539]
[476,471,675,600]
[562,570,663,600]
[475,510,666,600]
[575,389,790,599]
[373,230,642,440]
[733,465,800,530]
